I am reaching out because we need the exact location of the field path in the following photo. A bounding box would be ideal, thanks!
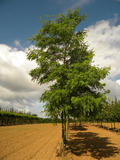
[0,124,62,160]
[66,124,120,160]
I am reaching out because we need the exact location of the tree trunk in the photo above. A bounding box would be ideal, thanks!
[114,122,116,129]
[61,111,67,159]
[79,120,82,126]
[101,121,102,127]
[111,122,112,129]
[61,112,65,158]
[66,115,69,140]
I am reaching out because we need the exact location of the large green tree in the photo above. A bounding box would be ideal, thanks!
[27,9,110,151]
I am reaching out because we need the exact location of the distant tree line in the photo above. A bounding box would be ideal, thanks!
[95,97,120,123]
[80,97,120,130]
[0,106,36,115]
[0,107,59,126]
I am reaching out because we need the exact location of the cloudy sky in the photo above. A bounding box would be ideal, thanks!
[0,0,120,116]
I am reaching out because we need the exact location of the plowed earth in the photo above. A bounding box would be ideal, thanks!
[0,123,120,160]
[0,124,61,160]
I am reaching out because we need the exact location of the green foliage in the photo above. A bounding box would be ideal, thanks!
[27,9,110,121]
[0,108,58,126]
[0,110,36,118]
[94,97,120,122]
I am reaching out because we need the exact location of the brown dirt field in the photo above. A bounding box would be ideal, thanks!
[66,124,120,160]
[0,123,120,160]
[0,124,62,160]
[90,122,120,131]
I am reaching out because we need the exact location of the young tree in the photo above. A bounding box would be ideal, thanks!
[27,9,110,153]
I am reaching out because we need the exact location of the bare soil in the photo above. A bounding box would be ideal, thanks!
[0,124,62,160]
[0,123,120,160]
[66,124,120,160]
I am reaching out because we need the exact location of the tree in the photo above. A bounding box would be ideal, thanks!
[27,9,110,155]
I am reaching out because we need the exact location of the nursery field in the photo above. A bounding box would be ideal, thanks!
[0,124,62,160]
[93,122,120,131]
[66,124,120,160]
[0,123,120,160]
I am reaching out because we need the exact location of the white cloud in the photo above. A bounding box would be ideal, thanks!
[14,40,22,48]
[57,0,93,9]
[86,16,120,78]
[109,13,119,25]
[0,44,46,116]
[105,79,120,100]
[71,0,94,9]
[85,15,120,100]
[116,80,120,86]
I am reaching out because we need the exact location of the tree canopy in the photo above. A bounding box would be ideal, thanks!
[27,9,110,147]
[27,9,110,119]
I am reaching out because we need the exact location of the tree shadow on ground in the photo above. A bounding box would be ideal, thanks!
[70,125,87,131]
[66,125,120,160]
[95,125,120,133]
